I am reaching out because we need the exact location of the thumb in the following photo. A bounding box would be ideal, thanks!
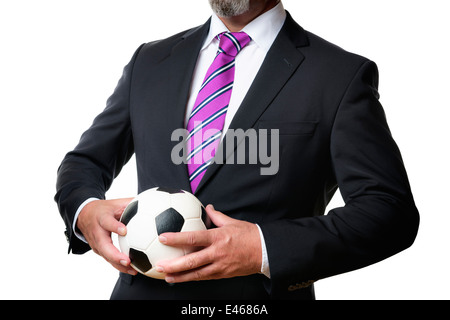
[205,204,234,228]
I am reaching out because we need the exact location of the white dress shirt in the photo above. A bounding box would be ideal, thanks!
[74,2,287,279]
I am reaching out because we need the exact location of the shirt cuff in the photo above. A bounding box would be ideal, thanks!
[256,224,271,278]
[73,197,99,244]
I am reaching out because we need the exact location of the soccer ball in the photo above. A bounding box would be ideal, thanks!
[118,187,208,279]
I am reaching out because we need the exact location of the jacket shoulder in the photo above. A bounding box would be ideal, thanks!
[137,23,208,62]
[303,29,371,67]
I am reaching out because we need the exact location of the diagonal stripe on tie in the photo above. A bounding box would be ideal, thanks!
[186,131,222,162]
[223,33,241,52]
[188,82,233,120]
[186,105,229,141]
[200,60,235,91]
[189,159,214,182]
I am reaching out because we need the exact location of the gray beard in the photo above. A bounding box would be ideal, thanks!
[208,0,251,17]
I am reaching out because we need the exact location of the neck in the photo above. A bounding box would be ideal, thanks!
[218,0,280,32]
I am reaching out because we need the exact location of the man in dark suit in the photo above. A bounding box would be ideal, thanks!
[55,0,419,300]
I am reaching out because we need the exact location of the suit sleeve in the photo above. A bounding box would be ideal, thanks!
[54,44,144,254]
[260,60,420,298]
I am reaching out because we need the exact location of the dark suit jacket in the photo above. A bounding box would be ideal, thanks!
[55,12,419,300]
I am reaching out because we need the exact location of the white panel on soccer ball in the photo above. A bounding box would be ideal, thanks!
[147,239,184,262]
[118,235,130,256]
[140,188,171,217]
[126,212,158,250]
[181,218,207,232]
[146,239,184,270]
[170,192,202,220]
[145,267,166,280]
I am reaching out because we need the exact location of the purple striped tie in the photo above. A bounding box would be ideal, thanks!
[187,32,251,193]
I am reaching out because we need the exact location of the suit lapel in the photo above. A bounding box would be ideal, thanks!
[195,12,309,194]
[166,20,210,193]
[167,20,211,131]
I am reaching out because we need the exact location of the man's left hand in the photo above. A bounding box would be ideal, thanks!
[155,204,262,283]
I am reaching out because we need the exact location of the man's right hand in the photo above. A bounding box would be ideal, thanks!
[77,198,138,275]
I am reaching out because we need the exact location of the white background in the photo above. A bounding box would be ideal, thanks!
[1,0,448,300]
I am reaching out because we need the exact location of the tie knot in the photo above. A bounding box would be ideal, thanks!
[218,32,251,57]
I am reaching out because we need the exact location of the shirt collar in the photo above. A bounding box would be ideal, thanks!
[201,1,286,53]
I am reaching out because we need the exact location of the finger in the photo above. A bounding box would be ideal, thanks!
[165,263,219,283]
[97,236,137,275]
[159,229,212,247]
[157,248,213,275]
[98,213,127,236]
[205,204,234,227]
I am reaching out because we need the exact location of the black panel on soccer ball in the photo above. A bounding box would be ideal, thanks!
[129,248,152,273]
[155,208,185,235]
[156,187,185,194]
[201,206,207,223]
[202,206,214,229]
[120,201,138,226]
